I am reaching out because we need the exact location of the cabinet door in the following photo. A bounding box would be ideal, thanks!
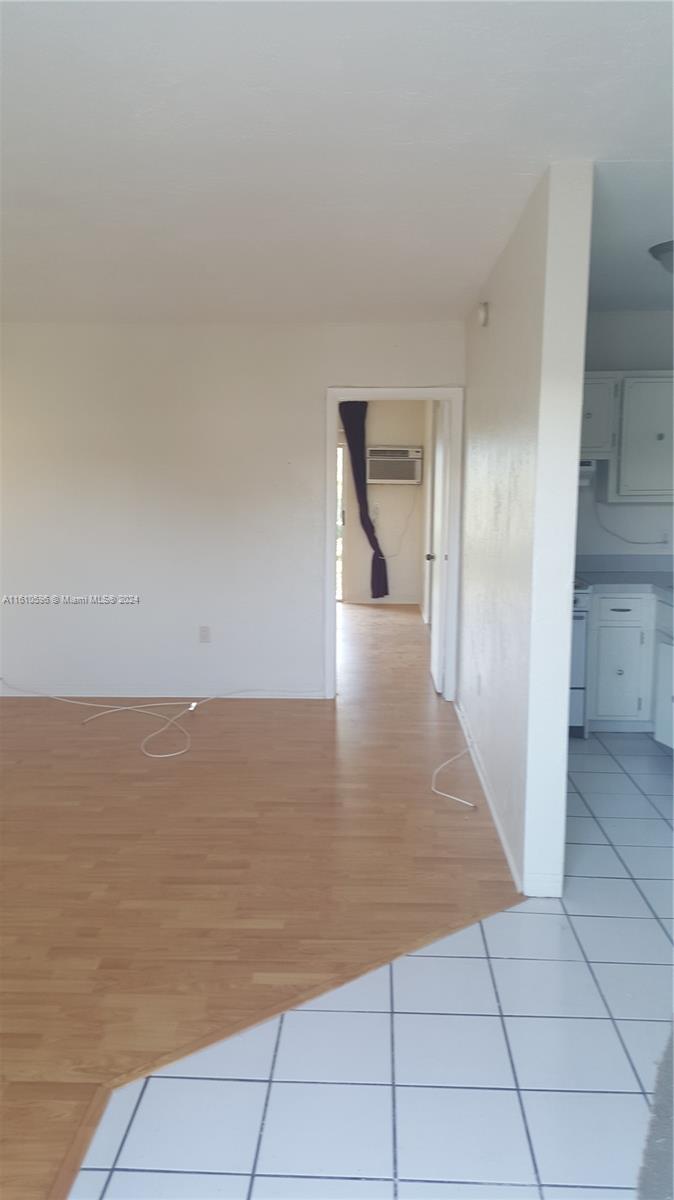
[654,640,673,749]
[581,379,617,453]
[595,626,645,719]
[619,378,673,496]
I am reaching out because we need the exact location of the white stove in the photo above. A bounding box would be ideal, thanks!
[570,579,592,734]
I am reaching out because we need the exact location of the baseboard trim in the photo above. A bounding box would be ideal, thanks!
[454,701,523,895]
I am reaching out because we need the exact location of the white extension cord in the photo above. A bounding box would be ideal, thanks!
[2,677,478,806]
[431,746,476,808]
[0,680,309,759]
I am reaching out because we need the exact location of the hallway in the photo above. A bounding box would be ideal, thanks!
[1,605,517,1200]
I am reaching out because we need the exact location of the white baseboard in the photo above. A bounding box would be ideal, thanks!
[454,701,523,895]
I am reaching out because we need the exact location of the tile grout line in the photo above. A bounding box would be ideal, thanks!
[389,963,399,1198]
[587,816,674,942]
[478,921,544,1200]
[98,1077,150,1200]
[559,897,653,1107]
[570,773,673,941]
[592,734,673,830]
[245,1014,285,1200]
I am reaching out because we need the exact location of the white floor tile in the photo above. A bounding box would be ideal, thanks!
[106,1172,249,1199]
[567,755,620,773]
[617,1019,672,1092]
[81,1081,145,1169]
[562,877,651,918]
[492,959,606,1017]
[648,793,673,819]
[567,737,606,755]
[411,924,485,957]
[583,794,662,819]
[396,1087,536,1184]
[618,846,673,878]
[392,956,498,1014]
[508,899,564,914]
[156,1018,279,1080]
[394,1014,513,1087]
[633,774,672,795]
[634,878,674,918]
[596,734,664,756]
[542,1189,636,1199]
[569,773,640,795]
[505,1016,638,1091]
[564,845,628,878]
[256,1082,393,1178]
[482,913,582,960]
[68,1173,107,1200]
[615,755,673,775]
[599,818,672,847]
[399,1186,537,1199]
[566,794,591,817]
[571,915,672,964]
[523,1091,650,1187]
[566,817,607,844]
[591,963,673,1020]
[116,1078,266,1174]
[275,1011,391,1083]
[253,1180,393,1199]
[299,966,390,1012]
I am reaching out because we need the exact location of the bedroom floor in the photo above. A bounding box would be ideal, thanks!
[70,732,672,1200]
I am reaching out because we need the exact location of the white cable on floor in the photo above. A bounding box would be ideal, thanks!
[0,679,309,759]
[431,746,476,808]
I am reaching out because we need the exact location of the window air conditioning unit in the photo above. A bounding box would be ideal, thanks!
[366,446,423,485]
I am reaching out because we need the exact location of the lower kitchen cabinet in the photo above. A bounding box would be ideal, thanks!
[588,595,655,724]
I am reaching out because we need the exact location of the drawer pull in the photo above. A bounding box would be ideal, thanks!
[616,669,625,676]
[610,607,632,612]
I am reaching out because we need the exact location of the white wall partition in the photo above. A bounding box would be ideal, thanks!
[459,163,594,896]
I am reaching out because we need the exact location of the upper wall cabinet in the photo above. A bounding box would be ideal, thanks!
[619,377,673,497]
[587,371,674,504]
[580,377,618,455]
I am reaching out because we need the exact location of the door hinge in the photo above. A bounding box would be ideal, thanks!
[640,631,645,645]
[613,383,619,399]
[637,697,643,711]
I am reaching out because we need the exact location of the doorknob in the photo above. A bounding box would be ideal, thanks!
[425,553,436,561]
[616,669,625,675]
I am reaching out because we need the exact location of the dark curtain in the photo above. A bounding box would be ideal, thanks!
[339,401,389,599]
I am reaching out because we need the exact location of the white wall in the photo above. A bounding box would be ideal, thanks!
[576,480,673,558]
[0,322,463,696]
[459,163,593,896]
[341,399,429,605]
[585,310,673,372]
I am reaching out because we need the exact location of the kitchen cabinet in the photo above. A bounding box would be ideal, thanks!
[654,642,673,749]
[619,377,673,497]
[590,372,674,504]
[588,594,655,723]
[580,377,618,455]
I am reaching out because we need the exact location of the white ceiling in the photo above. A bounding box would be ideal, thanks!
[1,2,671,321]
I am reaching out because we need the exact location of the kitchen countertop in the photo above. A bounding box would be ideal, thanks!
[578,571,673,604]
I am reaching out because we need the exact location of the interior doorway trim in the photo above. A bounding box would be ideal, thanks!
[324,386,464,700]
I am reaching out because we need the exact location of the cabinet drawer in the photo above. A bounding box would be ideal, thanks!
[596,597,646,623]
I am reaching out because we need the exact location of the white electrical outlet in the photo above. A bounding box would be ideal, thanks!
[198,625,211,643]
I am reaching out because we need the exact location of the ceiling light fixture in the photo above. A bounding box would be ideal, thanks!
[648,240,673,274]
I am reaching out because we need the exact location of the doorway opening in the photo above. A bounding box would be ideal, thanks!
[325,387,464,701]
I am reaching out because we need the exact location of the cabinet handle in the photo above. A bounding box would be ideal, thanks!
[610,607,632,612]
[616,669,625,676]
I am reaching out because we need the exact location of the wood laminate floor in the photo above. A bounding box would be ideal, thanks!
[1,605,519,1199]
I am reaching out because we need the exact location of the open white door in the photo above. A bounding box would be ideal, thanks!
[429,399,449,693]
